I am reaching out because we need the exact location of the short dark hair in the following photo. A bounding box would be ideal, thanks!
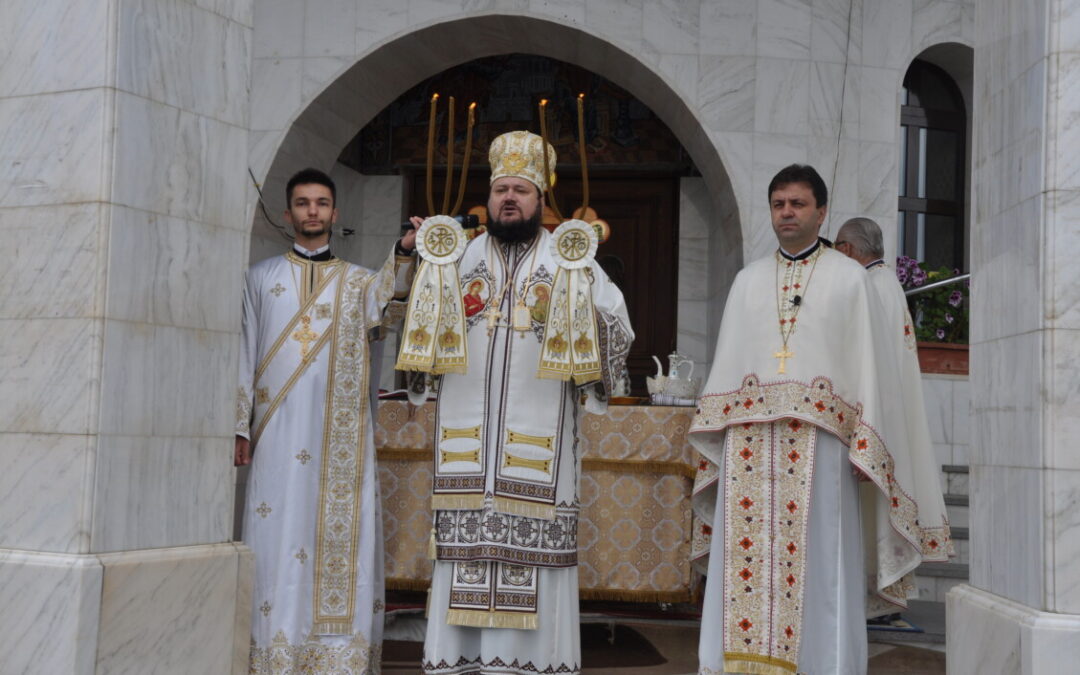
[286,168,336,205]
[767,164,828,208]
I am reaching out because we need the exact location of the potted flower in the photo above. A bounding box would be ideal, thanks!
[895,256,969,375]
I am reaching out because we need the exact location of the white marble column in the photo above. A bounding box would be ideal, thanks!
[948,0,1080,672]
[0,1,254,673]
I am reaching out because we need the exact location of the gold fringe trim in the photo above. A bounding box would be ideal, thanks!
[581,458,696,479]
[376,447,433,461]
[427,528,437,560]
[446,609,538,630]
[571,369,602,386]
[312,620,353,636]
[535,367,572,382]
[395,362,435,373]
[385,577,432,592]
[432,494,486,511]
[493,495,556,521]
[723,652,797,674]
[432,364,468,375]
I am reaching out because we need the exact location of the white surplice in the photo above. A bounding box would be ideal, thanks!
[418,230,633,675]
[689,245,951,675]
[237,247,408,675]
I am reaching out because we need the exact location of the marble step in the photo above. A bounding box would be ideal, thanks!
[915,559,969,603]
[867,599,946,646]
[944,492,968,529]
[941,464,969,497]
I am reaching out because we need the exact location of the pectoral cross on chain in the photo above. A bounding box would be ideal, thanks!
[292,315,319,358]
[484,305,502,336]
[774,347,793,374]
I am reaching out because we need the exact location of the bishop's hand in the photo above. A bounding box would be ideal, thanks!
[235,435,252,466]
[398,216,423,252]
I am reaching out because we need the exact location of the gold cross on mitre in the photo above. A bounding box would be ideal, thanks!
[774,347,793,374]
[292,315,319,357]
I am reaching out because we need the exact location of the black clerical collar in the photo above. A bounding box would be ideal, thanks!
[779,239,821,262]
[864,258,886,269]
[292,243,334,261]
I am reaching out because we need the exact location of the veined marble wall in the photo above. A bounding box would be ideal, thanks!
[948,0,1080,671]
[1,0,253,672]
[2,0,995,672]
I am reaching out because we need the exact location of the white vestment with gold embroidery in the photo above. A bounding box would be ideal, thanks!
[689,247,952,675]
[861,263,952,618]
[420,230,633,675]
[237,248,406,675]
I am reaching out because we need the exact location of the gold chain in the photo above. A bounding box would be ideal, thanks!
[772,247,822,373]
[485,236,541,333]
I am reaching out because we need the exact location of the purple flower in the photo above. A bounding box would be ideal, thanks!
[912,268,927,286]
[896,267,909,284]
[945,312,954,324]
[936,328,945,340]
[949,290,963,307]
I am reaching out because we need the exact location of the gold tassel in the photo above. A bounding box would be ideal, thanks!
[446,609,538,630]
[535,368,572,382]
[312,620,353,636]
[493,496,556,521]
[722,652,798,675]
[427,528,437,560]
[431,494,485,511]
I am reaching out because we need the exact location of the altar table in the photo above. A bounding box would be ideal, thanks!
[375,401,702,602]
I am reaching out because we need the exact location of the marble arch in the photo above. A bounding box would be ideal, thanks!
[247,13,743,356]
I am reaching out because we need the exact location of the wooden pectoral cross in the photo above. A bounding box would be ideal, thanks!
[774,346,793,374]
[292,315,319,358]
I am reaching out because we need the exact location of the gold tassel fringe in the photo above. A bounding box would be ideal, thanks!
[432,364,468,375]
[395,361,435,373]
[493,495,556,521]
[535,367,572,382]
[312,620,353,636]
[427,527,437,560]
[446,609,538,630]
[431,494,485,511]
[722,652,797,675]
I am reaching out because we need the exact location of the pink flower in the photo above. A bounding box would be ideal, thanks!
[949,290,963,307]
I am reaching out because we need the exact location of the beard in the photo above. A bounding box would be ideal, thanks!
[486,208,542,244]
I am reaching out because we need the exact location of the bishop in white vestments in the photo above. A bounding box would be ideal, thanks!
[236,169,414,674]
[397,132,633,675]
[690,166,951,675]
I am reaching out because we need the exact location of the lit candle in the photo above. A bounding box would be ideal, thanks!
[426,93,439,216]
[538,99,562,221]
[451,103,477,217]
[577,93,589,215]
[442,97,456,214]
